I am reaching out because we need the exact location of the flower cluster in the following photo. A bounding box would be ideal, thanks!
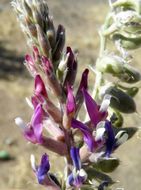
[12,0,140,189]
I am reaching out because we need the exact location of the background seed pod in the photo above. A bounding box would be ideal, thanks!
[97,157,120,173]
[104,86,136,113]
[117,85,139,97]
[97,55,141,83]
[113,34,141,50]
[120,64,141,83]
[112,0,141,14]
[96,55,124,75]
[84,167,114,183]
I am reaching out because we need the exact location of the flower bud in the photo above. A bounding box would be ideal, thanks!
[46,17,56,49]
[23,0,33,18]
[36,25,51,57]
[75,69,89,115]
[25,16,37,38]
[32,6,44,29]
[52,25,65,62]
[63,47,78,89]
[101,86,136,113]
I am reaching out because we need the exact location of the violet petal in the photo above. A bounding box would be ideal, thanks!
[71,119,95,151]
[70,147,81,170]
[83,89,100,126]
[105,121,115,157]
[37,153,50,184]
[66,85,76,114]
[35,74,48,98]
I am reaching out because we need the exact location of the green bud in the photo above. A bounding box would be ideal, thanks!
[97,157,120,173]
[103,86,136,113]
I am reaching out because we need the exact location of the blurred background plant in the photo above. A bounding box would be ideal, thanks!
[0,0,141,190]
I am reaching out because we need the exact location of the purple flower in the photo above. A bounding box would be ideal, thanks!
[34,74,48,106]
[34,74,48,99]
[63,47,77,88]
[31,154,61,189]
[41,56,53,75]
[24,47,41,76]
[24,104,44,144]
[15,104,44,144]
[78,69,89,92]
[67,147,87,188]
[36,153,50,184]
[83,89,109,127]
[71,119,95,151]
[32,46,40,62]
[71,147,81,170]
[75,69,89,114]
[32,75,49,111]
[66,85,76,115]
[104,121,115,157]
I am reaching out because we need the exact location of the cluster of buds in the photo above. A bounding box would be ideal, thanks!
[12,0,140,190]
